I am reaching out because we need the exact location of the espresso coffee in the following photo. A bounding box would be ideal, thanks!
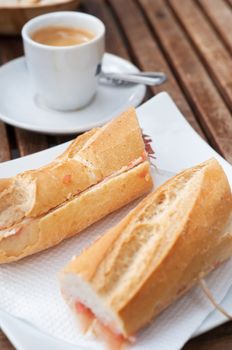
[31,26,95,47]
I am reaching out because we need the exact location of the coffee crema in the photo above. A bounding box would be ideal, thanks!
[31,26,95,47]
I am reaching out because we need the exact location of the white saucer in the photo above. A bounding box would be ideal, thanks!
[0,53,146,134]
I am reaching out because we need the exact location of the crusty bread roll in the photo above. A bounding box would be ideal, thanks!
[0,161,152,263]
[0,108,145,230]
[60,158,232,345]
[0,108,153,263]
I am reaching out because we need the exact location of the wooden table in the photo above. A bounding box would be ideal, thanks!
[1,0,232,349]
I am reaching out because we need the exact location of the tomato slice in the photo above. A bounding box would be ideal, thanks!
[75,301,129,349]
[75,302,94,333]
[92,318,128,350]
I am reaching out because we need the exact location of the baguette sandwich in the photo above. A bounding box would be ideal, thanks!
[60,158,232,348]
[0,108,153,263]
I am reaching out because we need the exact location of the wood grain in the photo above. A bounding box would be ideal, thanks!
[0,0,80,35]
[84,0,130,60]
[139,0,232,163]
[108,0,205,137]
[0,122,10,162]
[55,134,75,146]
[0,331,14,350]
[0,46,11,162]
[84,0,154,105]
[199,0,232,54]
[55,0,137,145]
[169,0,232,110]
[183,321,232,349]
[0,37,49,156]
[15,129,48,156]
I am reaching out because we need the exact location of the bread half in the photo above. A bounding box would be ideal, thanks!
[0,107,145,229]
[60,158,232,344]
[0,160,152,263]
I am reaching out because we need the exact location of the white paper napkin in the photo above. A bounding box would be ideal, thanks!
[1,169,232,350]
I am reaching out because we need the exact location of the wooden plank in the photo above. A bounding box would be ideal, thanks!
[15,129,48,157]
[55,0,133,147]
[60,0,135,144]
[0,42,12,162]
[139,0,232,163]
[0,331,14,350]
[61,0,133,147]
[169,0,232,110]
[0,36,48,350]
[84,0,130,60]
[0,122,10,162]
[0,36,23,65]
[183,321,232,349]
[108,0,205,138]
[199,0,232,54]
[55,134,75,146]
[84,0,153,107]
[0,37,49,157]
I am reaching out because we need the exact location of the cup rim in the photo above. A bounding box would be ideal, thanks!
[22,11,105,51]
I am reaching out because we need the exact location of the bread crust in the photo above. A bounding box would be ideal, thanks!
[78,108,145,178]
[61,159,232,338]
[0,108,145,230]
[0,161,152,263]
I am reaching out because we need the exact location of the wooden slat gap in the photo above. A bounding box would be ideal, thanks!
[197,0,232,56]
[84,0,130,60]
[55,134,75,146]
[6,125,19,160]
[105,0,146,66]
[166,0,222,76]
[102,0,157,103]
[167,0,232,116]
[139,0,225,155]
[135,0,209,141]
[108,0,205,138]
[15,129,49,157]
[183,321,232,350]
[135,0,180,75]
[138,0,232,163]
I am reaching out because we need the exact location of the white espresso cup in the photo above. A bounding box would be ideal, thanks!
[22,12,105,111]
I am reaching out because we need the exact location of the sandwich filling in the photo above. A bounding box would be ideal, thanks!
[61,275,132,349]
[60,159,232,349]
[74,302,128,350]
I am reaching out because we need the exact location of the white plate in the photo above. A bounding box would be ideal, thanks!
[0,53,145,134]
[1,92,232,350]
